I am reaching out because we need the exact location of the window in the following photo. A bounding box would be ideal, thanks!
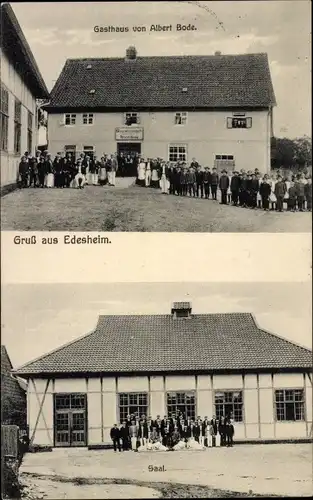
[168,144,187,163]
[118,393,148,423]
[55,393,86,410]
[167,392,196,420]
[124,112,140,125]
[215,391,243,422]
[82,113,94,125]
[227,117,252,129]
[64,113,76,126]
[214,154,235,171]
[174,112,188,125]
[64,145,77,159]
[27,111,33,153]
[0,86,9,151]
[275,389,304,421]
[14,99,22,154]
[83,146,94,159]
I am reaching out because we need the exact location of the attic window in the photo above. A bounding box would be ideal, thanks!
[171,301,192,319]
[86,64,92,69]
[89,89,95,94]
[182,87,188,92]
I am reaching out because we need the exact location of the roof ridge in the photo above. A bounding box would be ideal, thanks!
[65,52,268,63]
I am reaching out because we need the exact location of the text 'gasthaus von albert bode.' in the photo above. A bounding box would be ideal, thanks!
[13,235,112,245]
[93,24,197,33]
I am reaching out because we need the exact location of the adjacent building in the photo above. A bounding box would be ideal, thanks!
[1,345,27,428]
[14,302,312,448]
[45,47,276,174]
[0,3,49,192]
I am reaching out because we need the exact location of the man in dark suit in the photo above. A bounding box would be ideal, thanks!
[230,171,240,206]
[110,424,121,452]
[219,170,230,204]
[195,166,204,198]
[250,173,260,209]
[203,167,212,199]
[211,167,219,200]
[119,421,129,451]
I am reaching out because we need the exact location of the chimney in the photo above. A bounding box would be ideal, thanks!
[125,46,137,60]
[171,302,192,319]
[214,51,222,56]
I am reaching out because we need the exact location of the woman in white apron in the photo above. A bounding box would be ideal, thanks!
[98,157,107,186]
[227,173,232,204]
[160,162,169,194]
[137,159,146,187]
[206,423,213,448]
[46,155,54,188]
[85,157,93,185]
[145,160,151,187]
[151,164,160,188]
[256,174,262,208]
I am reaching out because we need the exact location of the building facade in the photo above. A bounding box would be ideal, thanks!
[45,49,276,174]
[14,303,312,448]
[0,3,49,191]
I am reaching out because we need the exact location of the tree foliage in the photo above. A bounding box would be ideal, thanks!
[271,136,312,170]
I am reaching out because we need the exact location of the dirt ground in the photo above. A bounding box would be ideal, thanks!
[19,443,312,498]
[1,183,311,232]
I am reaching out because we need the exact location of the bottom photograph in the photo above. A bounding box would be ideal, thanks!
[1,282,312,499]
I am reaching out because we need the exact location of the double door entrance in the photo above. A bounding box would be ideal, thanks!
[117,143,141,177]
[54,393,87,447]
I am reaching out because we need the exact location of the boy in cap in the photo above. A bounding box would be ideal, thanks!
[210,167,219,200]
[219,170,229,204]
[274,174,287,212]
[203,167,211,199]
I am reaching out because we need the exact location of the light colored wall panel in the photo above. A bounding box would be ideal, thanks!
[260,423,275,439]
[150,376,164,392]
[244,389,259,424]
[213,374,243,390]
[102,377,116,392]
[197,389,212,417]
[259,374,272,389]
[150,391,165,417]
[87,393,102,429]
[28,379,53,394]
[54,378,87,393]
[117,376,149,392]
[31,429,52,446]
[88,377,101,392]
[102,392,117,427]
[244,374,258,389]
[197,375,212,390]
[245,423,259,439]
[273,373,304,389]
[275,422,307,439]
[165,375,196,391]
[234,423,245,440]
[88,427,102,445]
[259,388,274,424]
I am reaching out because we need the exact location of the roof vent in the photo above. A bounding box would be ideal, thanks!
[215,51,222,56]
[89,89,95,94]
[182,87,188,92]
[86,64,92,69]
[171,301,192,319]
[126,46,137,60]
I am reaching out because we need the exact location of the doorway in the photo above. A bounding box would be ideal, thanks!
[117,143,141,177]
[54,393,87,447]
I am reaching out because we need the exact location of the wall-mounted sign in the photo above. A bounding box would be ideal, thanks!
[115,127,144,141]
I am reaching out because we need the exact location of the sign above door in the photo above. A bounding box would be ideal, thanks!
[115,127,144,141]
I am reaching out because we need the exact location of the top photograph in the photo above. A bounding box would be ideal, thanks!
[0,0,311,232]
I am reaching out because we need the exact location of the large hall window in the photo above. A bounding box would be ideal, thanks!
[118,393,148,423]
[168,144,187,163]
[14,99,22,154]
[215,391,243,422]
[0,86,9,151]
[275,389,304,421]
[27,111,33,153]
[167,392,196,420]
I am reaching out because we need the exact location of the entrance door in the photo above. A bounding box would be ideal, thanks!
[54,394,87,447]
[117,143,141,177]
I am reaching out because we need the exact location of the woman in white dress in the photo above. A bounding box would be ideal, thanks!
[284,174,291,210]
[160,162,169,194]
[146,428,167,451]
[85,156,93,185]
[269,174,277,210]
[145,160,151,187]
[206,423,214,448]
[137,158,146,187]
[227,173,232,204]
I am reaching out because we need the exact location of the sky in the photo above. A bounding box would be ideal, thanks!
[12,0,311,139]
[1,282,311,369]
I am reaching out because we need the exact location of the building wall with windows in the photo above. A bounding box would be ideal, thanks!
[26,371,312,447]
[47,108,271,173]
[0,50,37,187]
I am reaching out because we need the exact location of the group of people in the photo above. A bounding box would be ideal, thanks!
[136,158,312,212]
[18,150,120,189]
[110,413,235,452]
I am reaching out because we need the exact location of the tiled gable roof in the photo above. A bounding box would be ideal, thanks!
[14,313,311,377]
[46,53,276,110]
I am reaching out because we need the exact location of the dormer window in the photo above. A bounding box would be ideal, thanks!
[124,112,140,125]
[86,64,92,69]
[171,302,192,319]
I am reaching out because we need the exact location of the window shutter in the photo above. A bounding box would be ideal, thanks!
[227,117,233,128]
[246,117,252,128]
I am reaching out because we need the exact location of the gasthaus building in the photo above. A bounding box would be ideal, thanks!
[14,302,312,448]
[44,46,276,174]
[0,3,49,192]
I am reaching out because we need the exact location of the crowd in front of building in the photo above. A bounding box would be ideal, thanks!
[110,412,235,452]
[17,150,312,212]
